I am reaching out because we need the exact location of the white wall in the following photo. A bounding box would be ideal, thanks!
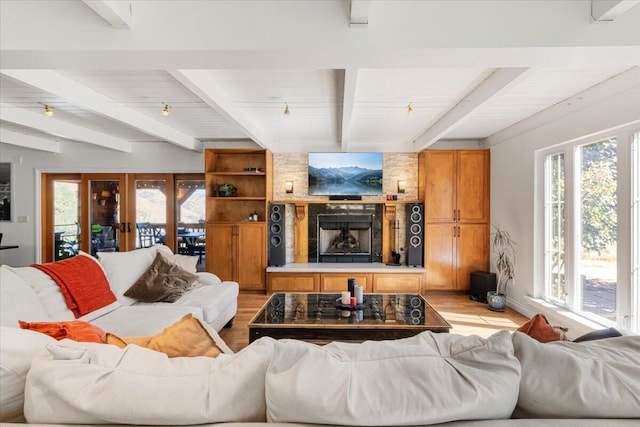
[487,75,640,337]
[0,141,208,266]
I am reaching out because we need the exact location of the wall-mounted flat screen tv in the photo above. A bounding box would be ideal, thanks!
[308,152,383,196]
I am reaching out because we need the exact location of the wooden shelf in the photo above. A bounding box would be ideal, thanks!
[208,196,267,201]
[208,172,266,176]
[205,148,272,291]
[271,199,422,205]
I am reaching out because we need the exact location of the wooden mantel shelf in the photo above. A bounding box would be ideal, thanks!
[271,199,422,205]
[267,263,425,273]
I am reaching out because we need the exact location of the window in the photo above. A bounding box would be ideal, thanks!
[542,131,638,333]
[578,138,617,324]
[632,132,640,333]
[544,153,566,304]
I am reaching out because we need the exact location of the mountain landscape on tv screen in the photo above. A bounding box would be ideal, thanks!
[308,165,383,195]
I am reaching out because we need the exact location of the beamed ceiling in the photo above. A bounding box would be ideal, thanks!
[1,0,639,154]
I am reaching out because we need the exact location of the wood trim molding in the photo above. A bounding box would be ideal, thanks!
[294,203,308,263]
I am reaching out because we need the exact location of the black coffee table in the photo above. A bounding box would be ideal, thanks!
[248,292,451,343]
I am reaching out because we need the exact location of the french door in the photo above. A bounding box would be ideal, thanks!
[41,173,204,263]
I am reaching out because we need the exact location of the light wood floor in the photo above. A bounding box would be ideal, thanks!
[218,291,529,352]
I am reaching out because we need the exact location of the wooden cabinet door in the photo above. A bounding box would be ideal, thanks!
[321,273,373,293]
[424,151,457,223]
[456,150,489,223]
[424,224,456,290]
[456,224,489,290]
[237,222,266,290]
[269,273,319,292]
[373,273,421,293]
[207,224,235,282]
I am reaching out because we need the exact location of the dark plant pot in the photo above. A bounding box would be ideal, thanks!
[487,291,506,312]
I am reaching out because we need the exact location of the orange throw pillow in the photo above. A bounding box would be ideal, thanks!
[19,320,106,343]
[517,313,568,343]
[105,314,225,358]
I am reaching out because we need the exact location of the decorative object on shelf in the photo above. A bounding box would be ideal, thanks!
[488,225,516,311]
[243,167,261,172]
[285,181,294,193]
[212,183,237,197]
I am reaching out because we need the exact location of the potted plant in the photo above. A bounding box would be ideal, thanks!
[487,225,516,311]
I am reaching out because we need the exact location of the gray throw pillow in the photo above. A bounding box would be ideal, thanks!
[124,252,199,303]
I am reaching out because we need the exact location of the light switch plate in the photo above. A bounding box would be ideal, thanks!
[17,215,28,223]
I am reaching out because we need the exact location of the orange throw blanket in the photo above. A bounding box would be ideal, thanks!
[32,255,117,318]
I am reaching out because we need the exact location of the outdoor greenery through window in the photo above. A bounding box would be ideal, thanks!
[632,132,640,333]
[544,153,566,304]
[579,138,617,323]
[542,131,640,333]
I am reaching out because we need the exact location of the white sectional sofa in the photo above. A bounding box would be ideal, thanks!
[0,329,638,426]
[0,245,238,336]
[1,247,638,426]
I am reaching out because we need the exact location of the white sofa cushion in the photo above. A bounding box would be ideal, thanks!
[266,330,520,426]
[133,272,238,325]
[6,266,74,321]
[0,326,55,422]
[0,266,49,327]
[24,337,276,425]
[97,246,161,306]
[513,332,640,419]
[89,304,203,336]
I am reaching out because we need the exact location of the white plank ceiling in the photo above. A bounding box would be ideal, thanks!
[0,0,639,153]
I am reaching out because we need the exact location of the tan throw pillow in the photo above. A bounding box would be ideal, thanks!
[124,252,198,303]
[105,313,230,358]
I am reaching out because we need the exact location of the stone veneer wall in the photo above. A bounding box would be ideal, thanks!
[273,153,419,201]
[273,153,418,264]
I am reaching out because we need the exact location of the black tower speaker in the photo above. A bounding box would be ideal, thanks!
[406,203,424,267]
[268,204,286,266]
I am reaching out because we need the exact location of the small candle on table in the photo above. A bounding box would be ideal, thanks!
[341,291,351,305]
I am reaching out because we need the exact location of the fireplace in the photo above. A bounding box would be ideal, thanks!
[317,214,373,263]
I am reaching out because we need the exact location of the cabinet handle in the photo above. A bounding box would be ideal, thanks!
[457,226,460,238]
[453,209,456,221]
[457,210,460,221]
[127,222,132,233]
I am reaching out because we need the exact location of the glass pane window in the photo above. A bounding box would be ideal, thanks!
[135,180,167,248]
[90,180,120,256]
[632,133,640,333]
[176,179,206,271]
[578,138,617,324]
[54,180,81,260]
[545,153,566,303]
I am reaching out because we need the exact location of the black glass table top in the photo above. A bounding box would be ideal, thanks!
[249,292,451,329]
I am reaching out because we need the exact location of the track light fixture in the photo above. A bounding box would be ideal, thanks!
[407,103,414,116]
[283,103,290,116]
[43,105,53,116]
[161,103,170,116]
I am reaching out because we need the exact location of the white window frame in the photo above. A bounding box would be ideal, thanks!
[539,126,639,334]
[631,132,640,333]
